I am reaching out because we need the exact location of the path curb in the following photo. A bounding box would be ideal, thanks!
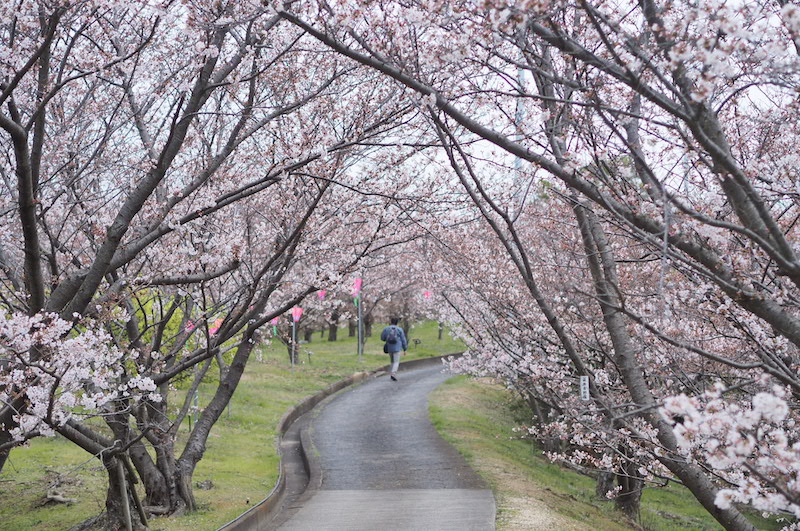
[217,353,459,530]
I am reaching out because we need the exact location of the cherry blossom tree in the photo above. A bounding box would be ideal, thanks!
[277,1,800,527]
[5,0,800,528]
[0,1,420,527]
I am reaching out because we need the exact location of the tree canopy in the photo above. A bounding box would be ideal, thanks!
[2,1,800,528]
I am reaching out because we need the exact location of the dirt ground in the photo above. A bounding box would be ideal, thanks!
[474,453,596,530]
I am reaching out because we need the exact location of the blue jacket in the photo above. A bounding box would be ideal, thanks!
[381,325,408,353]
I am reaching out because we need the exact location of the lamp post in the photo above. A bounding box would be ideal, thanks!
[291,307,303,370]
[353,278,363,364]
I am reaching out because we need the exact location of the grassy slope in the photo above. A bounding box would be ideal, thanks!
[0,321,462,531]
[428,375,785,531]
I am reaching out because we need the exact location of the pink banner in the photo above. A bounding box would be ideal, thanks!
[292,307,304,322]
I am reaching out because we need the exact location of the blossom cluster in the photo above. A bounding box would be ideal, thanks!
[0,312,159,442]
[661,385,800,517]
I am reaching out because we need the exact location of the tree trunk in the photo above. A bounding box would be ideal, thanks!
[615,459,643,520]
[127,335,261,518]
[596,470,615,500]
[176,332,259,501]
[132,419,190,513]
[328,310,339,341]
[129,439,169,507]
[574,203,755,530]
[348,318,356,337]
[103,456,147,530]
[129,432,194,516]
[364,313,373,337]
[106,396,190,516]
[303,327,313,342]
[0,433,13,472]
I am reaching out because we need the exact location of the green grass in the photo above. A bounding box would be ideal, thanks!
[428,375,786,531]
[640,482,784,531]
[10,324,780,531]
[0,321,464,531]
[429,375,627,530]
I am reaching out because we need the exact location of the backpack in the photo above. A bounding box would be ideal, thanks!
[386,326,399,345]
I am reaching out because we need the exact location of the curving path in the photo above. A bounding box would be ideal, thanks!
[271,363,496,530]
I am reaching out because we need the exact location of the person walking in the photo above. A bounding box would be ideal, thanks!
[381,317,408,381]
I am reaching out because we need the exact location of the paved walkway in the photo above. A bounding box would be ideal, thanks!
[272,364,496,530]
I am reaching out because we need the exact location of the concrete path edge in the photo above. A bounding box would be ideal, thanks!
[216,353,461,531]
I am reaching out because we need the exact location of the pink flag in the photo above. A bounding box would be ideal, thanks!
[185,320,195,332]
[318,289,327,300]
[423,290,431,299]
[270,317,280,326]
[209,317,224,336]
[292,307,304,322]
[352,278,363,297]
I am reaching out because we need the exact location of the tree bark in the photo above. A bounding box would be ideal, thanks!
[102,455,146,530]
[596,470,615,500]
[364,313,373,337]
[128,399,187,512]
[328,309,339,341]
[614,446,643,520]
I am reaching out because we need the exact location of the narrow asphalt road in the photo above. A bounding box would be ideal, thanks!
[273,363,496,530]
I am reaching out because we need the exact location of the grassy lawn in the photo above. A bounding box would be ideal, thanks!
[0,321,463,531]
[428,375,786,531]
[4,324,785,531]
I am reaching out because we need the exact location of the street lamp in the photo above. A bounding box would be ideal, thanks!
[353,278,363,363]
[291,307,303,370]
